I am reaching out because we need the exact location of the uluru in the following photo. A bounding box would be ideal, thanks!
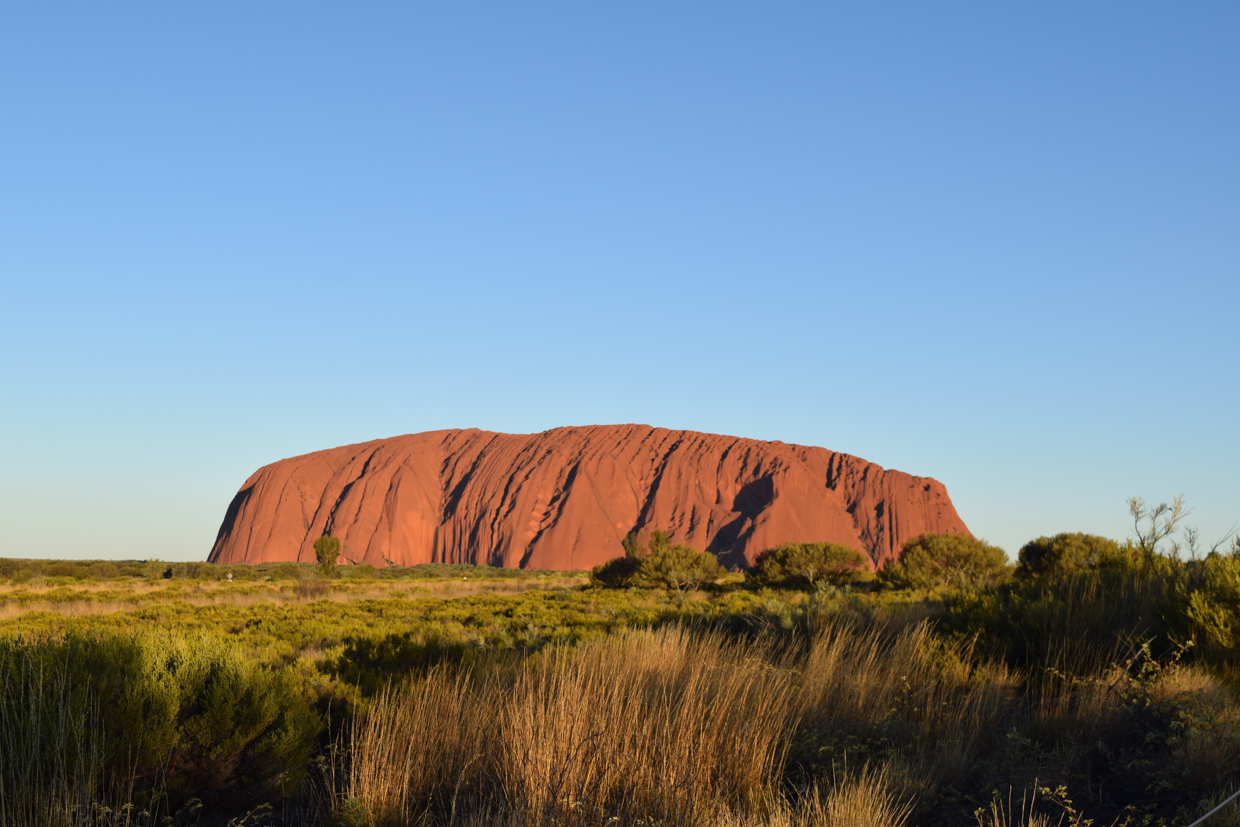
[208,425,969,571]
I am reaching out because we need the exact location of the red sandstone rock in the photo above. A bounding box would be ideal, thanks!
[207,425,969,571]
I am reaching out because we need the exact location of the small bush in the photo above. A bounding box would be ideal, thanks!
[1015,532,1122,579]
[88,561,120,580]
[590,555,642,588]
[881,532,1009,591]
[639,538,726,594]
[591,531,724,594]
[747,542,870,590]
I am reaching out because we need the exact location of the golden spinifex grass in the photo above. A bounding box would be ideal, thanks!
[501,628,793,822]
[343,625,913,827]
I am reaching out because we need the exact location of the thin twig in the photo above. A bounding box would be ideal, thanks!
[1184,788,1240,827]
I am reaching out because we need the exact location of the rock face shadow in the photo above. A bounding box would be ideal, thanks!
[706,477,775,568]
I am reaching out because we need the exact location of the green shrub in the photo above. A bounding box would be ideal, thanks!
[1015,532,1122,579]
[880,532,1008,591]
[590,555,642,588]
[0,630,320,814]
[591,531,724,594]
[747,542,870,590]
[639,537,725,594]
[589,531,650,588]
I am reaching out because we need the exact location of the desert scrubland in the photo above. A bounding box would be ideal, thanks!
[1,513,1238,827]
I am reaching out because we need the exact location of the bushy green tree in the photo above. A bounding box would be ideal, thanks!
[747,542,870,590]
[1016,532,1122,579]
[640,534,726,595]
[590,530,724,594]
[881,532,1009,591]
[314,535,341,577]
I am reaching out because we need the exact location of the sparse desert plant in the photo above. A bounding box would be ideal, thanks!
[716,768,912,827]
[293,578,331,600]
[974,787,1059,827]
[503,628,793,822]
[808,764,913,827]
[748,542,871,590]
[315,535,342,577]
[789,614,1013,793]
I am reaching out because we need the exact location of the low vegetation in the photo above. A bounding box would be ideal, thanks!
[0,499,1237,827]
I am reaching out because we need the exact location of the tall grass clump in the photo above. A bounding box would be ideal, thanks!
[345,670,487,825]
[502,628,793,823]
[788,615,1015,808]
[340,623,938,826]
[343,627,798,826]
[0,640,109,827]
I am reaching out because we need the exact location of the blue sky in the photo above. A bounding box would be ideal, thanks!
[2,3,1237,561]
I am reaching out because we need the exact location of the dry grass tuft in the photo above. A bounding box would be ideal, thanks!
[344,627,797,826]
[342,623,943,826]
[796,764,913,827]
[347,669,487,825]
[793,616,1016,801]
[502,628,793,823]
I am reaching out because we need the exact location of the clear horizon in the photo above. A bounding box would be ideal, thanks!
[2,3,1237,561]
